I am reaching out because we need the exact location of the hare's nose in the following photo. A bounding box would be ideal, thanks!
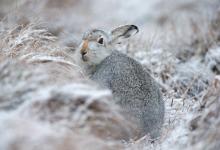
[80,40,88,55]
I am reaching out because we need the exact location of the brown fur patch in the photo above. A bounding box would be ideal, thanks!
[80,40,89,55]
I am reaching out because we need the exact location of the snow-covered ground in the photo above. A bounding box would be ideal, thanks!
[0,0,220,149]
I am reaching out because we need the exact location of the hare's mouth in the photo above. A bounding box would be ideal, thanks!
[82,55,88,61]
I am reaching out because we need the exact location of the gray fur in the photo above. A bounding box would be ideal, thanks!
[91,51,165,138]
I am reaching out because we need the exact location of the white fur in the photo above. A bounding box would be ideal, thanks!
[74,41,112,74]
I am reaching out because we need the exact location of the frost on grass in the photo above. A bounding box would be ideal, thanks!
[188,77,220,150]
[0,23,84,110]
[17,83,138,141]
[1,0,220,149]
[124,0,220,149]
[0,114,124,150]
[0,15,139,149]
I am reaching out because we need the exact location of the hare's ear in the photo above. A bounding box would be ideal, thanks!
[110,25,139,44]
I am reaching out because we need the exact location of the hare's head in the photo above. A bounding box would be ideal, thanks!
[75,25,139,66]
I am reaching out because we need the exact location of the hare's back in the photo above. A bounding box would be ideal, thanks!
[91,51,157,104]
[91,51,164,138]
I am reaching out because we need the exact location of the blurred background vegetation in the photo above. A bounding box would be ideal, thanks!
[1,0,220,149]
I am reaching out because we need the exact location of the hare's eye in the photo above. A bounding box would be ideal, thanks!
[97,37,104,44]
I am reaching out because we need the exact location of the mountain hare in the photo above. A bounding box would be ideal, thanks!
[75,25,165,139]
